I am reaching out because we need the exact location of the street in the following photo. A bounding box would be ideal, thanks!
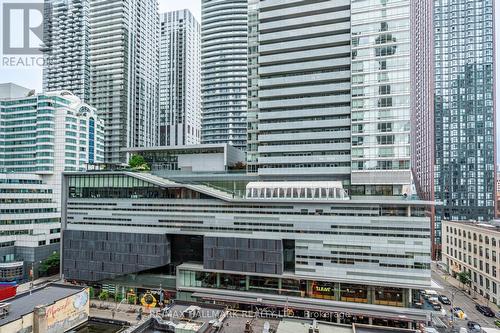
[431,263,498,331]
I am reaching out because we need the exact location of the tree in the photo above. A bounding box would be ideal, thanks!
[128,154,150,171]
[38,252,60,277]
[98,290,110,301]
[457,271,471,289]
[129,154,146,168]
[230,161,246,170]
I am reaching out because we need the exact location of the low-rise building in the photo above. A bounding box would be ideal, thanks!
[442,220,500,305]
[0,283,89,333]
[0,174,60,282]
[61,171,433,328]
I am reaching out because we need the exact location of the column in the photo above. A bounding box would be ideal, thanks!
[216,273,220,288]
[367,286,375,304]
[335,282,341,301]
[33,305,48,333]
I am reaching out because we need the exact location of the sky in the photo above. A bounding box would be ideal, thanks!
[0,0,499,160]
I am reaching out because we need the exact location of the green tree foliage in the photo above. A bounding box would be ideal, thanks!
[128,154,150,171]
[38,252,60,277]
[98,290,110,301]
[457,271,471,288]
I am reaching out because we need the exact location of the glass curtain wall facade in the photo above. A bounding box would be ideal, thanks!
[90,0,159,164]
[350,0,412,189]
[160,10,202,147]
[434,0,496,233]
[201,0,248,150]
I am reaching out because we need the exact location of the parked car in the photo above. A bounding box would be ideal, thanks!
[452,307,467,320]
[429,301,441,311]
[438,295,451,305]
[467,321,481,331]
[476,304,495,317]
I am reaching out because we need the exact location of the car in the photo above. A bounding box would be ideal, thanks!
[438,295,451,305]
[495,320,500,328]
[429,301,441,311]
[467,321,481,331]
[476,304,495,317]
[452,307,468,320]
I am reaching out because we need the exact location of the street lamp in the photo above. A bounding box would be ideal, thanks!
[449,289,460,325]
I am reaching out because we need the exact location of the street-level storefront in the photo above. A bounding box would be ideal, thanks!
[177,266,410,308]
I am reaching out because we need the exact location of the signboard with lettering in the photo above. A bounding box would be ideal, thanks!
[45,289,90,333]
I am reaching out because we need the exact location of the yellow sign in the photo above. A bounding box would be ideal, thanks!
[141,292,157,308]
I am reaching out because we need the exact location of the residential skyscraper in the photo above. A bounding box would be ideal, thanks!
[248,0,434,191]
[160,10,201,146]
[90,0,159,164]
[43,0,91,102]
[434,0,496,248]
[201,0,248,150]
[247,0,351,179]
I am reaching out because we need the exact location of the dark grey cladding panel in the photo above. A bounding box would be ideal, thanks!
[204,237,283,275]
[63,230,171,282]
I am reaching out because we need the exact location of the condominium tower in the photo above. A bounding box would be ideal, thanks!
[433,0,496,244]
[43,0,91,102]
[160,10,201,146]
[90,0,159,163]
[248,0,434,195]
[201,0,248,150]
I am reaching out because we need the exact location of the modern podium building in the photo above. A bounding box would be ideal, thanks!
[61,165,433,327]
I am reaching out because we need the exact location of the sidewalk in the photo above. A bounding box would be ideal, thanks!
[432,263,492,308]
[17,275,61,293]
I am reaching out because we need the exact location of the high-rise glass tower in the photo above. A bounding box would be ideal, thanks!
[350,0,413,190]
[201,0,248,150]
[434,0,496,244]
[43,0,91,102]
[248,0,351,179]
[249,0,433,188]
[160,10,201,146]
[90,0,159,163]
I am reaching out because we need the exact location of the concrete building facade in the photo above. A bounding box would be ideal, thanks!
[443,220,500,306]
[43,0,91,102]
[0,87,104,279]
[90,0,159,163]
[0,174,60,282]
[247,0,434,194]
[201,0,248,150]
[248,0,352,179]
[160,10,201,147]
[60,171,433,327]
